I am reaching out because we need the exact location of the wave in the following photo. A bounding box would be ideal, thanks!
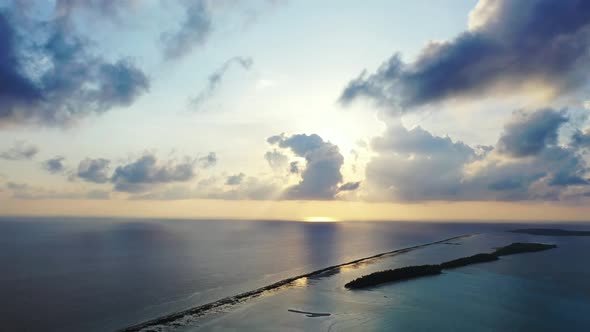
[116,234,474,332]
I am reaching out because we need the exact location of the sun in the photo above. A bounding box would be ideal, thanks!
[303,216,338,223]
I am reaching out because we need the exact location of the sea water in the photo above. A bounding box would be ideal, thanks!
[1,217,588,331]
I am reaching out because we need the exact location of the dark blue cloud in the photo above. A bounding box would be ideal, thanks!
[340,0,590,109]
[338,181,361,192]
[0,4,149,126]
[77,158,111,183]
[268,133,326,156]
[289,161,299,174]
[543,147,589,186]
[43,156,66,174]
[0,11,42,121]
[497,109,568,157]
[572,129,590,149]
[112,154,196,193]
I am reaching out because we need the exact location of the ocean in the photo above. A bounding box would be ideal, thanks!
[1,217,589,331]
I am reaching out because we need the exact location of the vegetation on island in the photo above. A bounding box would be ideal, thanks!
[510,228,590,236]
[492,242,557,256]
[439,253,498,269]
[344,265,442,289]
[345,242,556,289]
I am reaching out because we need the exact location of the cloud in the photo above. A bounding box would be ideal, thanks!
[134,175,282,201]
[338,181,361,192]
[198,152,217,168]
[54,0,136,21]
[206,176,281,200]
[77,158,111,183]
[0,5,149,126]
[289,161,299,174]
[367,122,478,201]
[161,0,212,60]
[112,154,196,192]
[226,173,245,186]
[42,156,66,174]
[5,181,110,200]
[366,109,589,202]
[264,149,288,171]
[465,146,588,200]
[497,109,569,157]
[0,141,38,160]
[572,129,590,149]
[191,56,253,109]
[268,133,345,200]
[340,0,590,110]
[160,1,282,60]
[86,189,111,200]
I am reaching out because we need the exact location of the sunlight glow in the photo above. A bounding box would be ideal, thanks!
[304,216,338,222]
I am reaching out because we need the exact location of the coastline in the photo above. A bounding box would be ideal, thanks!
[117,233,475,332]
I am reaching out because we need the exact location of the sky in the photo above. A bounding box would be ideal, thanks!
[2,0,590,221]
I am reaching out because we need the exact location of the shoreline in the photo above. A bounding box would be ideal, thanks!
[117,233,474,332]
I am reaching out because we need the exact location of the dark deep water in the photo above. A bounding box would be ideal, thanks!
[1,217,589,332]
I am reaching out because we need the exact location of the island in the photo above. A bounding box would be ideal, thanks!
[344,265,442,289]
[440,253,499,269]
[492,242,557,256]
[509,228,590,236]
[288,309,331,317]
[345,242,556,289]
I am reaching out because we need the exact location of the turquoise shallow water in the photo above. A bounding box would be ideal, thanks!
[188,231,590,332]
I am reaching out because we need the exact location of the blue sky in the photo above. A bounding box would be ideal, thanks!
[2,0,590,220]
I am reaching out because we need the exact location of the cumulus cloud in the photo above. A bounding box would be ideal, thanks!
[572,129,590,149]
[367,122,478,201]
[42,156,66,174]
[268,133,354,200]
[497,109,568,157]
[0,5,149,126]
[0,141,38,160]
[191,56,253,109]
[340,0,590,110]
[112,154,196,193]
[366,109,589,202]
[77,158,111,183]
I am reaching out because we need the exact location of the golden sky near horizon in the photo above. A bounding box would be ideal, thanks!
[2,198,590,222]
